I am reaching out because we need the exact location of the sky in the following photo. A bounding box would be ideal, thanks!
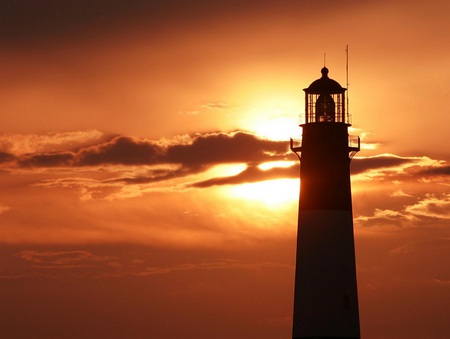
[0,0,449,338]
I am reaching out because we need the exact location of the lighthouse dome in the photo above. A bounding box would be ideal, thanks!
[304,67,346,94]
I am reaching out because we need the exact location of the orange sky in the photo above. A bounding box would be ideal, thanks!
[0,1,449,338]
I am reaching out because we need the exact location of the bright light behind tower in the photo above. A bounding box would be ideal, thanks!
[236,92,302,141]
[226,178,299,207]
[254,116,300,141]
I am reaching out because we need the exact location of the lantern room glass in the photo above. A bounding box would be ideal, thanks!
[305,92,347,124]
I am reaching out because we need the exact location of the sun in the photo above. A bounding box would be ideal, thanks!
[253,116,301,141]
[226,178,299,208]
[236,92,303,141]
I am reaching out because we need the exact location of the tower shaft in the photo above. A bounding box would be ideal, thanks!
[293,124,360,339]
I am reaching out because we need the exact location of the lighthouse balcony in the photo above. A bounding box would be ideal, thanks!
[290,137,302,152]
[290,135,360,155]
[349,135,360,159]
[348,135,360,151]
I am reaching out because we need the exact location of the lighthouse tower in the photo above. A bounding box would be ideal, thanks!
[291,67,360,338]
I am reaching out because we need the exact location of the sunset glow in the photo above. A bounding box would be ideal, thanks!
[227,178,299,207]
[253,116,300,141]
[1,1,449,338]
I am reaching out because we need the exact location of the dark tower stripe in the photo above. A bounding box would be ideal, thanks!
[299,123,352,211]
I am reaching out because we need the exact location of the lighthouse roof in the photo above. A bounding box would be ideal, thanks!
[304,67,346,94]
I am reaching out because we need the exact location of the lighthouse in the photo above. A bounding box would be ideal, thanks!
[291,67,360,338]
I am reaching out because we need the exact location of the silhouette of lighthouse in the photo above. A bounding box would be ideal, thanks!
[291,67,360,338]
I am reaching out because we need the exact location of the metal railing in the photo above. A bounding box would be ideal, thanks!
[348,135,360,151]
[290,137,302,152]
[290,135,360,156]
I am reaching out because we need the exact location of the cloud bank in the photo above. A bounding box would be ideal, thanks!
[0,131,447,193]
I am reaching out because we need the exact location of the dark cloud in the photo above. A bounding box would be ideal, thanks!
[19,152,75,167]
[97,132,289,185]
[417,166,450,176]
[2,132,290,184]
[351,155,417,174]
[0,152,15,164]
[166,131,288,166]
[77,136,164,166]
[192,164,298,188]
[74,132,287,168]
[105,167,193,185]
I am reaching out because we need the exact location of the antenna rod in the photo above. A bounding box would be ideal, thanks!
[345,45,349,118]
[324,52,326,67]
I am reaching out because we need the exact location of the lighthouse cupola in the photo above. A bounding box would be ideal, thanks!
[303,67,349,124]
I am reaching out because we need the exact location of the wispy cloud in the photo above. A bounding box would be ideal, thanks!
[191,163,297,188]
[0,130,104,155]
[391,189,413,197]
[417,166,450,176]
[355,193,450,230]
[355,208,420,229]
[133,259,291,277]
[11,248,292,280]
[201,102,234,110]
[0,203,10,214]
[405,193,450,219]
[351,154,443,176]
[390,238,450,256]
[16,250,116,269]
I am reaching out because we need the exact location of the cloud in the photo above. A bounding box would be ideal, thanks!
[10,247,292,280]
[201,102,234,110]
[191,163,297,188]
[19,152,76,167]
[0,152,15,164]
[351,154,410,174]
[0,204,10,214]
[16,250,115,269]
[22,131,291,199]
[433,278,450,286]
[0,130,104,155]
[133,259,291,277]
[355,193,450,230]
[2,132,443,179]
[77,135,164,166]
[405,194,450,219]
[2,131,288,169]
[351,154,433,175]
[390,238,450,256]
[1,131,447,200]
[2,132,291,195]
[417,166,450,176]
[391,189,413,197]
[165,131,288,167]
[355,208,419,228]
[351,154,447,185]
